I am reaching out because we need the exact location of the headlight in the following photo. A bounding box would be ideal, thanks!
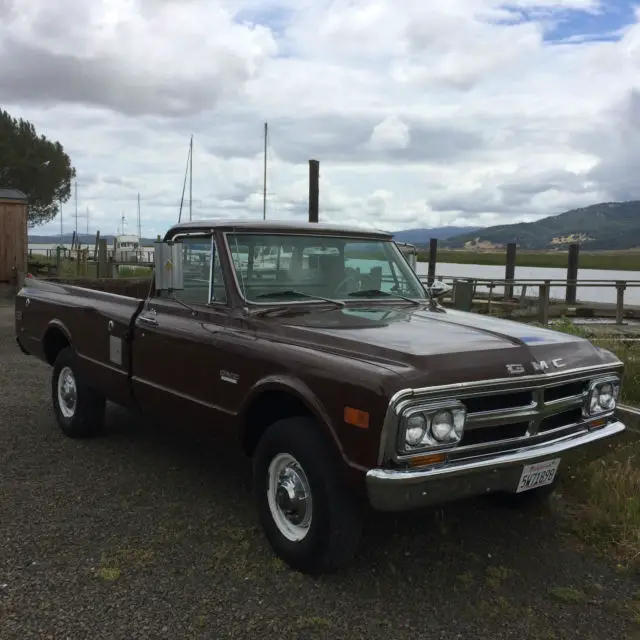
[399,401,467,453]
[584,377,620,416]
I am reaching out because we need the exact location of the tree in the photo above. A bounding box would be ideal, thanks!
[0,109,76,227]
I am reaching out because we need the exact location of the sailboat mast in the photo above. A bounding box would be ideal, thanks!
[189,134,193,222]
[263,122,268,220]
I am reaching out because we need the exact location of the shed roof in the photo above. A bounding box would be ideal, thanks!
[0,188,28,202]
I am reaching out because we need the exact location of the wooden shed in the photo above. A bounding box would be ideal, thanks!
[0,189,28,283]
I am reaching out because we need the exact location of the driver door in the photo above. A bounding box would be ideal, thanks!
[131,233,232,427]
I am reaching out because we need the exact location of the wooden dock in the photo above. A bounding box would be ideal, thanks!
[426,275,640,325]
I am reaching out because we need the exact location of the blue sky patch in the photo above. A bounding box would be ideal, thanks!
[497,1,636,44]
[233,4,293,38]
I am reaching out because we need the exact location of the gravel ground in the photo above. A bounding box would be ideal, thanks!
[1,294,639,640]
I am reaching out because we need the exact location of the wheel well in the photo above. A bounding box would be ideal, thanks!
[242,390,316,456]
[43,328,70,365]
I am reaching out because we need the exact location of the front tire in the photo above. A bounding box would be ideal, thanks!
[52,346,106,438]
[253,417,363,574]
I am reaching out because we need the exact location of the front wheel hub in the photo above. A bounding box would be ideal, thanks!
[267,453,313,542]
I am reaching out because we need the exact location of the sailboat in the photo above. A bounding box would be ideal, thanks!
[114,208,141,262]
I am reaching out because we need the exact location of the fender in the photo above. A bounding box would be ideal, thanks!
[240,373,357,468]
[45,319,73,345]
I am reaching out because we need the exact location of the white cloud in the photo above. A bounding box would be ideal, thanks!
[1,0,639,238]
[368,116,410,151]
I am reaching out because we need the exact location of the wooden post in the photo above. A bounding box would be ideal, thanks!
[519,285,528,308]
[539,280,550,325]
[566,243,579,304]
[97,239,107,278]
[427,238,437,286]
[308,159,319,223]
[487,282,495,315]
[616,281,626,325]
[504,243,516,300]
[94,231,100,260]
[55,246,62,277]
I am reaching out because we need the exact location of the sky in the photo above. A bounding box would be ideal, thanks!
[2,0,640,238]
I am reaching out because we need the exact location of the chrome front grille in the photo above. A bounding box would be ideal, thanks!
[451,380,596,459]
[384,364,623,466]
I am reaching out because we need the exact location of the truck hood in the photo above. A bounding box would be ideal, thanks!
[262,304,620,386]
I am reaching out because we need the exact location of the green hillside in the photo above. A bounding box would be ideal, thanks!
[445,201,640,250]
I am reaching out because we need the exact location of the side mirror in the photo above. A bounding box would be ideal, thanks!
[154,240,184,292]
[427,280,450,300]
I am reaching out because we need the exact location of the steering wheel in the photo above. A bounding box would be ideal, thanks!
[333,272,376,296]
[333,272,361,296]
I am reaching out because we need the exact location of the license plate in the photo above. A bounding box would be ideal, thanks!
[516,458,561,493]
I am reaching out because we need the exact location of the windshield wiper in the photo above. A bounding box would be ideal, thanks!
[347,289,421,305]
[253,290,345,311]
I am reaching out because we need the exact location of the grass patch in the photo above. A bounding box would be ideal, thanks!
[418,249,640,272]
[544,317,640,568]
[564,448,640,568]
[548,587,587,603]
[95,547,155,582]
[485,565,513,590]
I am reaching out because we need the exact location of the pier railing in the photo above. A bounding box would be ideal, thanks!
[420,276,640,325]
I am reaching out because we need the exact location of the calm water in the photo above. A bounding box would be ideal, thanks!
[415,262,640,306]
[28,243,639,306]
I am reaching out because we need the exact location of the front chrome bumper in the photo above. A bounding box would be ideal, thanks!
[366,420,626,511]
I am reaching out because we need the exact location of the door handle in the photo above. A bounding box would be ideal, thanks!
[137,313,158,327]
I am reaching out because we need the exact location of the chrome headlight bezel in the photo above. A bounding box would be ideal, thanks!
[583,375,621,417]
[397,399,467,454]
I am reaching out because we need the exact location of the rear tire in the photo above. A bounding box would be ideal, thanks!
[51,346,106,438]
[253,417,363,574]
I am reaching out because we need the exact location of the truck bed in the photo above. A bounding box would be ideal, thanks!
[15,277,146,408]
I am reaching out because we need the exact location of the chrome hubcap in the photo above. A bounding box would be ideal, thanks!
[267,453,312,542]
[57,366,77,419]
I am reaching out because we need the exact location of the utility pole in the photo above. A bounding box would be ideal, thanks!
[137,193,142,240]
[308,159,319,223]
[263,122,268,220]
[59,199,63,246]
[86,206,89,236]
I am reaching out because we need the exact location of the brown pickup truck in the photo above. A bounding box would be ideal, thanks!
[14,220,626,573]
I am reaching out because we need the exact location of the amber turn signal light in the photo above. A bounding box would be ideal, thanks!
[408,453,446,467]
[344,407,369,429]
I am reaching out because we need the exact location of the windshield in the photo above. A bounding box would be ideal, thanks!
[226,232,427,303]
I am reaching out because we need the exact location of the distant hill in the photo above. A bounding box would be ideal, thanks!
[390,227,479,245]
[445,201,640,250]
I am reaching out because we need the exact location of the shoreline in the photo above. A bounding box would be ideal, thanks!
[417,250,640,272]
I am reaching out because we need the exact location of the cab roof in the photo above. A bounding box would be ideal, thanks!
[163,219,393,241]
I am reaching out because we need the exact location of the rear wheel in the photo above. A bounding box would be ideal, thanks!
[253,417,363,574]
[52,346,106,438]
